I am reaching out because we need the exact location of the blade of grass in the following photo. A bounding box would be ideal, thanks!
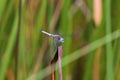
[49,0,62,33]
[83,21,95,80]
[0,11,18,80]
[14,0,22,79]
[114,38,120,80]
[105,0,114,80]
[31,0,47,63]
[0,0,14,31]
[83,6,104,79]
[61,0,72,79]
[0,0,15,51]
[111,0,120,79]
[34,0,47,41]
[0,0,7,20]
[47,0,54,27]
[17,0,27,80]
[27,0,47,76]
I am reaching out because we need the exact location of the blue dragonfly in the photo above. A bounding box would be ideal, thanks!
[40,30,63,80]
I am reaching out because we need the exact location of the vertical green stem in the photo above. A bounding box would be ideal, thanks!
[15,0,21,79]
[105,0,114,80]
[0,0,7,20]
[61,0,72,79]
[0,12,18,80]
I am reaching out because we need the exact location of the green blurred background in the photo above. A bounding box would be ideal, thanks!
[0,0,120,80]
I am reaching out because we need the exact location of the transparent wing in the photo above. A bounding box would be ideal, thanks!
[51,38,58,60]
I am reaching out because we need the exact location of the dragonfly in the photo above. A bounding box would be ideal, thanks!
[40,30,63,80]
[40,30,64,43]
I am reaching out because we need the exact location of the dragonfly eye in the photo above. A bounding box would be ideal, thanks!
[55,36,60,40]
[54,35,64,43]
[57,36,61,40]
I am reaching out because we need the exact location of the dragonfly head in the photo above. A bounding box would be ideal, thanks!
[40,30,64,43]
[54,35,64,43]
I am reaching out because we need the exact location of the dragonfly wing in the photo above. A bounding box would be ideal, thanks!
[51,48,58,64]
[51,39,58,60]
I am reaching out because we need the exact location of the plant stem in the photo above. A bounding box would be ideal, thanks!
[58,46,63,80]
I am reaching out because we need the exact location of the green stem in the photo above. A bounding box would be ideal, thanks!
[105,0,114,80]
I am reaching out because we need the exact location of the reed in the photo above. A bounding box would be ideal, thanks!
[0,0,120,80]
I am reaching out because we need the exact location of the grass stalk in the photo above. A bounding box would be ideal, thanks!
[0,11,18,80]
[105,0,114,80]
